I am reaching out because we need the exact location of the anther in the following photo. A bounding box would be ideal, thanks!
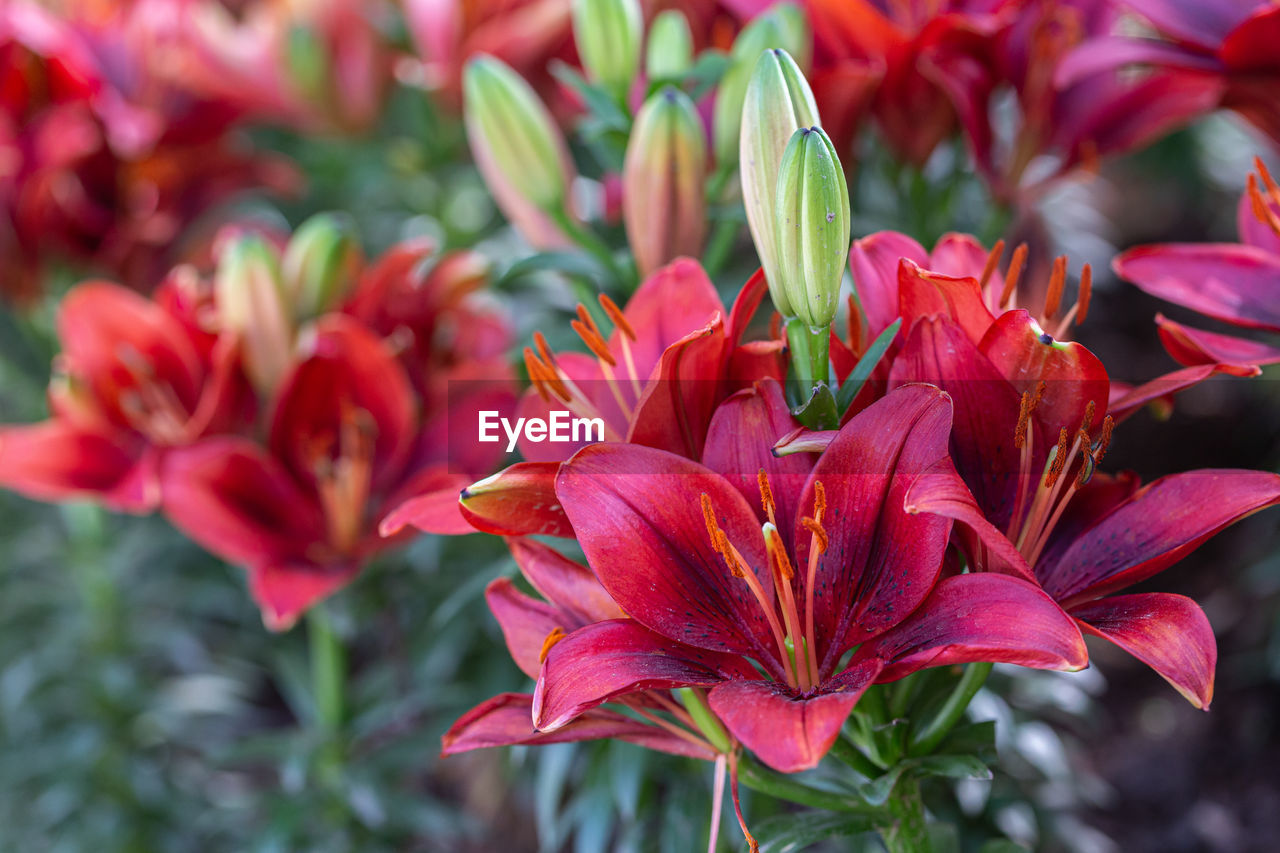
[1044,427,1070,487]
[812,480,826,524]
[1076,264,1092,325]
[980,239,1005,290]
[533,331,556,368]
[1015,391,1033,449]
[1094,414,1114,463]
[598,294,635,341]
[800,517,828,552]
[571,319,617,366]
[1081,400,1096,434]
[1000,243,1028,309]
[539,627,567,664]
[757,469,777,526]
[1043,256,1067,320]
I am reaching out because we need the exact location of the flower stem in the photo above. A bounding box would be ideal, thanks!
[736,755,883,814]
[701,216,739,278]
[908,662,992,756]
[880,777,929,853]
[676,687,732,754]
[308,607,345,786]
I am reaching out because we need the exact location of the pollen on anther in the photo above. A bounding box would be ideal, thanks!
[1043,255,1067,320]
[1081,399,1096,434]
[1095,414,1115,462]
[1000,243,1028,308]
[598,293,636,340]
[812,480,827,523]
[571,319,617,366]
[1045,427,1070,487]
[539,627,567,664]
[801,517,828,553]
[1076,264,1093,325]
[533,331,556,367]
[979,239,1005,289]
[1015,391,1032,449]
[757,469,776,523]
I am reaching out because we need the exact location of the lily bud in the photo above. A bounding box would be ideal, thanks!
[463,55,571,215]
[216,235,294,396]
[571,0,642,99]
[623,86,708,278]
[773,127,849,329]
[282,213,363,320]
[645,10,693,80]
[740,48,820,317]
[711,3,811,168]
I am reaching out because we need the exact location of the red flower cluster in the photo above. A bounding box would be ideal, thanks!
[0,226,515,629]
[0,1,293,300]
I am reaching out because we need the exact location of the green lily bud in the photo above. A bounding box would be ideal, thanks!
[623,86,708,278]
[571,0,642,99]
[773,126,850,329]
[216,235,294,396]
[711,3,811,168]
[285,24,327,106]
[281,213,363,320]
[740,48,820,317]
[463,55,571,215]
[645,10,693,80]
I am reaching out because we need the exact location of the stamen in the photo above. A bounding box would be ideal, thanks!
[800,517,828,552]
[1076,264,1092,325]
[598,293,635,340]
[1080,400,1096,434]
[1248,173,1280,235]
[539,627,567,663]
[812,480,826,524]
[757,469,777,528]
[999,243,1028,309]
[523,347,551,402]
[1094,415,1114,463]
[533,331,556,368]
[1256,156,1280,198]
[571,319,617,366]
[1042,255,1067,321]
[764,524,795,581]
[1044,427,1070,488]
[979,239,1005,290]
[1015,391,1033,450]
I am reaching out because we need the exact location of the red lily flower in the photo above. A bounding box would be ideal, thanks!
[442,537,718,761]
[159,239,516,629]
[382,257,782,539]
[533,384,1086,773]
[1115,159,1280,369]
[921,0,1223,201]
[1057,0,1280,145]
[0,272,248,512]
[797,232,1280,708]
[0,1,295,299]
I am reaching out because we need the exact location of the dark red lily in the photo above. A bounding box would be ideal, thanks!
[0,1,294,300]
[1115,159,1280,369]
[533,383,1086,773]
[798,232,1280,708]
[0,273,248,512]
[1057,0,1280,145]
[382,257,782,539]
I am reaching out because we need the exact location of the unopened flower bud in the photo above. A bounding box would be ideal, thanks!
[216,235,294,396]
[773,127,849,329]
[740,48,820,316]
[282,213,363,320]
[463,55,572,215]
[712,3,811,168]
[646,10,693,80]
[571,0,642,99]
[623,86,708,277]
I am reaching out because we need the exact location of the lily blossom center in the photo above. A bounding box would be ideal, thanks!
[1247,156,1280,240]
[1007,385,1114,569]
[308,401,377,555]
[700,471,828,693]
[523,293,643,439]
[983,240,1093,342]
[109,345,196,446]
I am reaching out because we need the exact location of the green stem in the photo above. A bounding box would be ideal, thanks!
[550,208,633,291]
[308,608,345,788]
[880,778,929,853]
[785,320,831,395]
[736,755,884,815]
[908,662,992,756]
[827,734,884,779]
[675,688,732,754]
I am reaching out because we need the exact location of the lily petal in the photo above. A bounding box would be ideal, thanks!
[1107,363,1260,423]
[487,577,567,679]
[1114,243,1280,332]
[442,693,716,760]
[248,559,360,632]
[556,443,779,660]
[1040,470,1280,605]
[868,573,1088,681]
[1071,592,1216,709]
[1154,313,1280,368]
[379,470,476,536]
[849,231,929,341]
[708,676,874,773]
[533,619,744,730]
[0,421,153,512]
[508,537,624,626]
[457,461,573,537]
[897,258,995,344]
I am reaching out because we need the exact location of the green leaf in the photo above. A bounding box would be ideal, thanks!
[497,252,608,289]
[836,317,901,411]
[936,719,997,763]
[978,841,1031,853]
[550,61,630,132]
[755,811,878,852]
[792,382,839,431]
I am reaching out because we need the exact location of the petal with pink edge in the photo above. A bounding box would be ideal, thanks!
[1154,313,1280,368]
[1072,593,1215,709]
[248,559,361,631]
[849,231,929,341]
[1114,243,1280,332]
[457,462,573,538]
[442,693,716,760]
[0,422,153,512]
[487,577,567,679]
[508,537,624,626]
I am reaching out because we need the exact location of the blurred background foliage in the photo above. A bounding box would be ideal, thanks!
[2,33,1280,853]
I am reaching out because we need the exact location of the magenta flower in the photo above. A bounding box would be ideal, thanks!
[533,384,1086,773]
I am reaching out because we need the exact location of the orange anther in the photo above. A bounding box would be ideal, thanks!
[979,239,1005,290]
[1043,255,1067,320]
[1000,244,1028,309]
[598,294,635,341]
